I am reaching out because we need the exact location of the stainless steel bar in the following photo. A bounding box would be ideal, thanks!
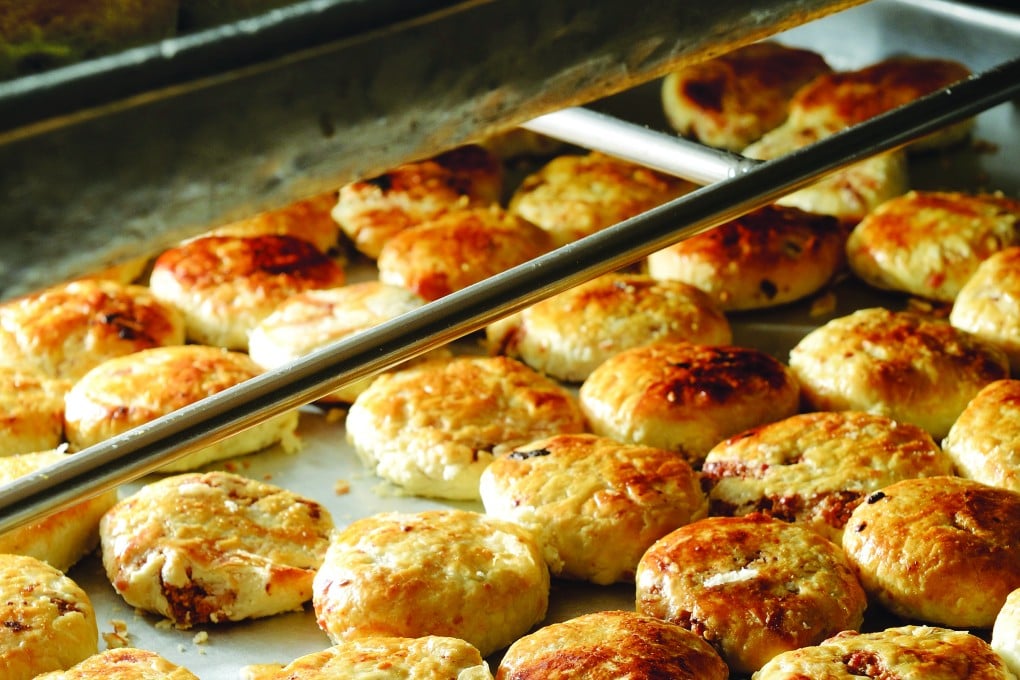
[0,56,1017,535]
[520,107,761,185]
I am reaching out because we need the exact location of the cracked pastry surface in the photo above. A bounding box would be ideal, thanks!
[951,245,1020,372]
[0,553,98,680]
[789,307,1009,439]
[847,191,1020,303]
[99,470,334,628]
[149,234,346,350]
[636,513,867,675]
[942,379,1020,493]
[703,410,952,543]
[579,341,800,467]
[646,204,847,311]
[841,476,1020,628]
[376,204,553,301]
[508,151,697,247]
[332,144,503,259]
[496,610,728,680]
[345,355,587,500]
[661,40,831,151]
[275,636,493,680]
[63,344,300,472]
[0,279,184,382]
[312,509,548,658]
[479,433,708,584]
[753,626,1016,680]
[486,272,731,382]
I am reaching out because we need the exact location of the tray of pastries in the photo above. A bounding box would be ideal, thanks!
[0,0,1019,678]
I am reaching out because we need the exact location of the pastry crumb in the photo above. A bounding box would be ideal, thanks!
[334,479,351,495]
[809,291,837,317]
[193,630,209,645]
[102,619,131,649]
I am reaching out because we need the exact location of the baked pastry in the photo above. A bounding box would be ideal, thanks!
[486,272,732,382]
[199,190,342,255]
[847,191,1020,302]
[332,145,503,259]
[787,56,974,151]
[788,307,1009,439]
[0,449,118,571]
[248,281,443,404]
[703,410,952,543]
[312,509,549,658]
[842,476,1020,628]
[636,513,867,675]
[345,355,587,500]
[0,0,177,80]
[478,128,565,160]
[376,205,553,301]
[579,342,800,467]
[0,553,98,680]
[479,433,708,584]
[0,366,68,457]
[34,648,200,680]
[496,610,729,680]
[149,234,346,350]
[0,279,185,382]
[508,151,697,247]
[660,41,832,151]
[274,636,493,679]
[646,204,846,311]
[742,122,908,225]
[63,345,300,472]
[753,626,1015,679]
[993,588,1020,677]
[100,470,334,628]
[942,379,1020,493]
[951,245,1020,372]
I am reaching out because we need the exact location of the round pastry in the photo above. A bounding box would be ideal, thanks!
[275,636,493,680]
[200,190,342,255]
[635,513,867,675]
[951,245,1020,372]
[0,449,118,572]
[942,379,1020,493]
[993,588,1020,677]
[248,281,441,404]
[703,410,952,543]
[660,40,832,151]
[754,626,1015,680]
[846,191,1020,302]
[0,366,69,457]
[479,433,708,584]
[345,355,587,500]
[34,648,200,680]
[842,476,1020,628]
[376,205,553,301]
[787,56,974,151]
[63,345,300,472]
[100,470,334,628]
[478,128,565,160]
[0,553,98,680]
[486,272,732,383]
[742,121,908,225]
[508,151,697,247]
[312,509,549,658]
[332,144,504,259]
[0,278,185,382]
[578,342,800,467]
[496,610,728,680]
[646,204,846,311]
[788,307,1009,439]
[149,234,346,350]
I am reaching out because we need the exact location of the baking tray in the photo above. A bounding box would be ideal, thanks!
[51,0,1020,677]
